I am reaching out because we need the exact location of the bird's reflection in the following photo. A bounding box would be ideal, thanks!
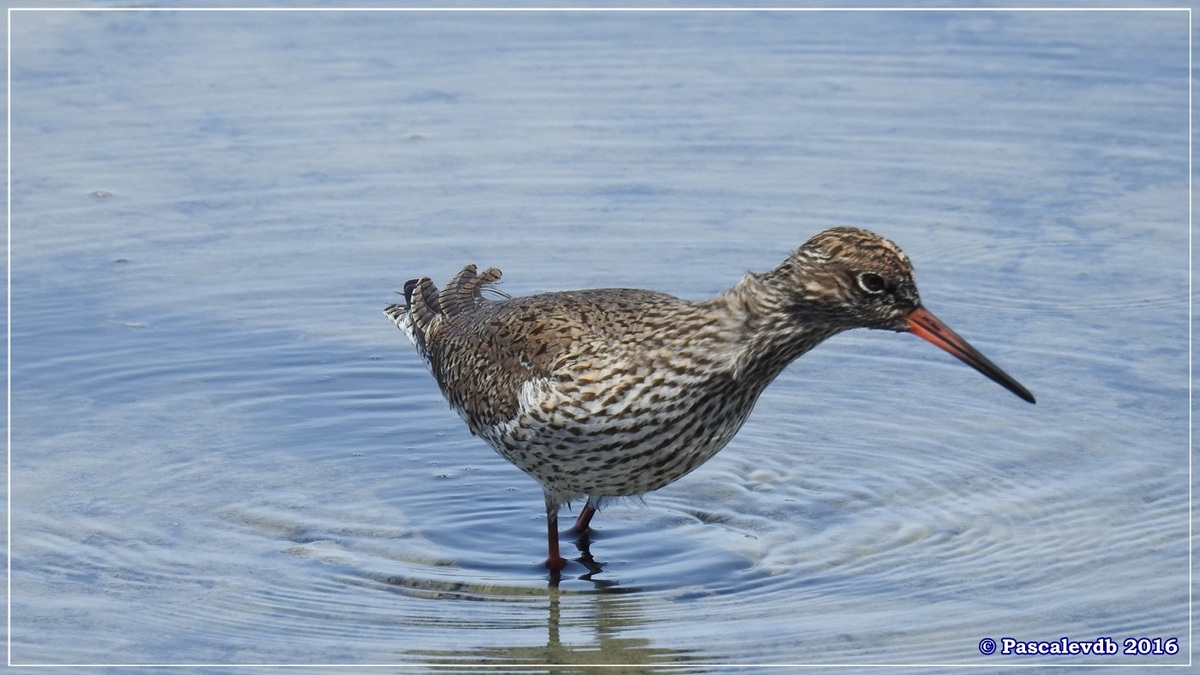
[406,583,700,669]
[549,529,612,588]
[395,532,701,669]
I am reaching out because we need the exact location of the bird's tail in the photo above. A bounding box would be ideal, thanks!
[384,264,504,356]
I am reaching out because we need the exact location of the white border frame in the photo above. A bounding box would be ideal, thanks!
[5,5,1192,669]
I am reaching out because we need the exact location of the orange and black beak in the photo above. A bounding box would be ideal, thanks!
[906,306,1035,404]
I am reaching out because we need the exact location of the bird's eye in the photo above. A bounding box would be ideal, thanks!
[856,272,887,295]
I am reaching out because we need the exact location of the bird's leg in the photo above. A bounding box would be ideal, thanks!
[569,495,598,534]
[544,492,567,571]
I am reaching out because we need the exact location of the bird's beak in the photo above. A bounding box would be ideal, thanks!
[906,306,1035,404]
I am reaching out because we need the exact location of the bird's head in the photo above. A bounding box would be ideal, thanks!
[775,226,921,332]
[762,226,1035,404]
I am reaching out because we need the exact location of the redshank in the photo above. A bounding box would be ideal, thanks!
[385,227,1034,572]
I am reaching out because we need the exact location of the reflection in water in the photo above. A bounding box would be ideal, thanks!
[565,531,609,587]
[342,531,703,668]
[403,580,700,670]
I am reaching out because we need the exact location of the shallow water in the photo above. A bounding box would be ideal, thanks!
[9,7,1189,669]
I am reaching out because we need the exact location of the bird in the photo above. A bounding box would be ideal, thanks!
[385,227,1034,572]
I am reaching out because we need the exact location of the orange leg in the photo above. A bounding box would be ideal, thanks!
[569,495,598,534]
[544,493,566,571]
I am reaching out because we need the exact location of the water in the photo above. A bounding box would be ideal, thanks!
[10,7,1189,669]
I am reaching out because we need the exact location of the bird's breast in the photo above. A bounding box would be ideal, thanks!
[477,359,762,499]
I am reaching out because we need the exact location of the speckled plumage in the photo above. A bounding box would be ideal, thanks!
[385,227,1034,572]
